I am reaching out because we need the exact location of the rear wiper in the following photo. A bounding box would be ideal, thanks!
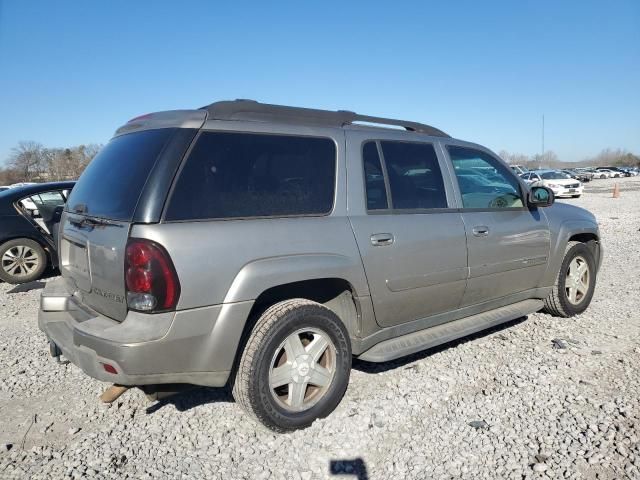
[70,217,123,228]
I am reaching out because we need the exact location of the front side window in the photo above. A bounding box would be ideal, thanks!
[448,146,524,209]
[379,141,448,210]
[166,132,336,220]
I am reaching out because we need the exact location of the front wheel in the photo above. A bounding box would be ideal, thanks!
[543,241,596,317]
[572,195,581,198]
[0,238,47,284]
[232,299,351,432]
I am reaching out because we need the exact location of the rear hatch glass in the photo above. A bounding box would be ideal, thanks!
[66,128,176,220]
[61,128,178,321]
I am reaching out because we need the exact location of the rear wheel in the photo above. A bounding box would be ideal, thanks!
[0,238,47,284]
[232,299,351,432]
[543,241,596,317]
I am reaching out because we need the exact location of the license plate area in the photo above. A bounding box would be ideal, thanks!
[60,237,91,291]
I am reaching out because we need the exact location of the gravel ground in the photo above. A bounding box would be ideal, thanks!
[1,177,639,479]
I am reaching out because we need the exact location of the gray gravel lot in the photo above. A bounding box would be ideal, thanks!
[1,177,639,479]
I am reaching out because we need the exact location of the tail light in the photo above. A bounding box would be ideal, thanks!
[125,239,180,312]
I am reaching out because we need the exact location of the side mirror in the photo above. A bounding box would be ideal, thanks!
[528,186,554,208]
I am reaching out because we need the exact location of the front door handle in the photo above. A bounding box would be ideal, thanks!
[370,233,394,246]
[472,226,490,237]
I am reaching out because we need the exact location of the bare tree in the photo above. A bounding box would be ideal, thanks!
[7,141,47,181]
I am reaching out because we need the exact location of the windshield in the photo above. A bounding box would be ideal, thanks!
[66,128,176,220]
[541,171,571,180]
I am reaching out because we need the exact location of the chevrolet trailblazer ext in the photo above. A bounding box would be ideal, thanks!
[39,100,601,432]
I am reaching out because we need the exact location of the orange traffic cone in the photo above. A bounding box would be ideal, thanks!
[612,183,620,198]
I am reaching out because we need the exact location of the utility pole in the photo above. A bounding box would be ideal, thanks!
[541,114,545,166]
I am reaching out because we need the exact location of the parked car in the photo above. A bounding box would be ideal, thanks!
[618,167,638,177]
[520,170,584,198]
[596,167,623,178]
[562,169,592,183]
[0,181,75,283]
[39,100,601,432]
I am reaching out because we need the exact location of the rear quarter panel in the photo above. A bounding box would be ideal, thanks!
[131,121,370,311]
[131,216,369,309]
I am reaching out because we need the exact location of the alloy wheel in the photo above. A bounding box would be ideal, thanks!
[1,245,40,278]
[268,328,337,412]
[565,255,590,305]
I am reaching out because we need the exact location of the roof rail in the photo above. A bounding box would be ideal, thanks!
[201,99,450,137]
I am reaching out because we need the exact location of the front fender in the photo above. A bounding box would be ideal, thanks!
[223,253,370,304]
[542,218,600,286]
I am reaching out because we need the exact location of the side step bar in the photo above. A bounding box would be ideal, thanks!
[358,299,543,363]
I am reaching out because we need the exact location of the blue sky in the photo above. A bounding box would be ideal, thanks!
[0,0,638,163]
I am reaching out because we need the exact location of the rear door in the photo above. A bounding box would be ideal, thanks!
[347,130,468,328]
[60,127,196,321]
[442,143,551,307]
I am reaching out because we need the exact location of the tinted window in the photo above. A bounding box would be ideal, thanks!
[166,132,336,220]
[380,141,447,209]
[448,146,523,209]
[362,142,388,210]
[67,128,176,220]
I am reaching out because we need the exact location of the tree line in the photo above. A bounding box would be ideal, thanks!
[499,148,640,170]
[1,140,638,186]
[0,141,101,185]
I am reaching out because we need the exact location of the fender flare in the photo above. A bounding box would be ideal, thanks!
[223,253,370,304]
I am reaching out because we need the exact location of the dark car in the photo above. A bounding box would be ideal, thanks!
[562,169,592,183]
[0,181,75,284]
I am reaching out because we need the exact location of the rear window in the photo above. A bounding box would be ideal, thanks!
[66,128,176,220]
[165,132,336,221]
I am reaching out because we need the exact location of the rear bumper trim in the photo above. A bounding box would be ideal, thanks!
[39,277,253,387]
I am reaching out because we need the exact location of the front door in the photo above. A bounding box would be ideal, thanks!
[443,144,551,306]
[347,133,468,328]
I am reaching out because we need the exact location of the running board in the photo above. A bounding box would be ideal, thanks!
[358,299,543,362]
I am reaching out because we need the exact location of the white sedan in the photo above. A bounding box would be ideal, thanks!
[521,170,584,198]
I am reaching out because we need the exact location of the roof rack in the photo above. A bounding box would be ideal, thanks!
[201,99,450,137]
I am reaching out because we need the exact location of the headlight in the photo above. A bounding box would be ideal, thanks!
[547,183,560,188]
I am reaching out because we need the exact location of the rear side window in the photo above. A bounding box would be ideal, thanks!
[362,142,388,210]
[66,128,176,220]
[166,132,336,221]
[380,141,447,210]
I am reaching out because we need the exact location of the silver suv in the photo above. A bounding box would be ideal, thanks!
[39,100,602,431]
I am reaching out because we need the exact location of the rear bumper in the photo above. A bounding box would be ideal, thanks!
[38,277,253,387]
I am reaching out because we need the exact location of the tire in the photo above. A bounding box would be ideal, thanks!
[232,298,351,432]
[543,241,596,317]
[0,238,47,284]
[571,195,581,198]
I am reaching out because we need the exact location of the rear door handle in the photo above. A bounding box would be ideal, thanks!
[370,233,394,246]
[472,226,490,237]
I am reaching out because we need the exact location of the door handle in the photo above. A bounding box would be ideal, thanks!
[370,233,394,246]
[472,226,490,237]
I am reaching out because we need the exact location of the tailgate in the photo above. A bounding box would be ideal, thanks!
[59,212,130,321]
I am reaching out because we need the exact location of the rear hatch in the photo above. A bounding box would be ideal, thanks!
[60,119,201,321]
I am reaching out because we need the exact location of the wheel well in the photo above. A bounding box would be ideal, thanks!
[249,278,359,328]
[568,233,600,264]
[228,278,359,386]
